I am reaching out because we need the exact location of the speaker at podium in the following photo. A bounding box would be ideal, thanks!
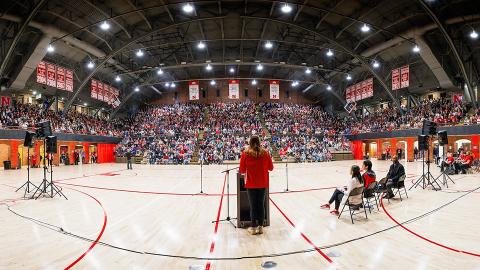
[236,173,270,228]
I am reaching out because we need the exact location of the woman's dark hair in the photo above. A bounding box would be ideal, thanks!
[245,135,266,157]
[351,165,363,184]
[363,160,372,171]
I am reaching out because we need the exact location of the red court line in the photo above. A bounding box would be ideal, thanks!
[55,169,127,183]
[64,188,108,269]
[380,196,480,258]
[205,174,227,270]
[269,197,333,264]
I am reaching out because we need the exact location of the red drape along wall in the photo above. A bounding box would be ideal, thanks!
[350,140,364,160]
[96,143,116,163]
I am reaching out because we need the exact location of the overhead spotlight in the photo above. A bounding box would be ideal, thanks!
[305,68,312,74]
[32,91,37,95]
[100,21,110,30]
[165,82,170,87]
[291,81,299,87]
[372,60,380,68]
[136,49,144,57]
[87,61,95,69]
[256,64,264,71]
[115,75,121,82]
[182,3,194,13]
[197,41,206,49]
[326,49,334,57]
[210,80,216,86]
[170,82,176,88]
[46,44,55,53]
[157,68,164,75]
[326,85,332,91]
[264,41,273,49]
[412,45,421,53]
[84,102,88,106]
[205,64,213,71]
[470,29,478,39]
[346,74,352,81]
[251,79,257,85]
[229,67,235,73]
[134,87,140,92]
[281,3,292,13]
[361,24,370,33]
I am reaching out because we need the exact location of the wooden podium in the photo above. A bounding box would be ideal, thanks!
[236,173,270,228]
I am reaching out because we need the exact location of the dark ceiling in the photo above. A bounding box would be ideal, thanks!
[0,0,479,115]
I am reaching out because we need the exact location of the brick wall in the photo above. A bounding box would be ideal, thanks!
[150,81,314,105]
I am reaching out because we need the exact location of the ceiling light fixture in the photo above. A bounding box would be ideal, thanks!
[134,87,140,92]
[229,67,235,73]
[281,3,292,13]
[115,75,121,82]
[372,60,380,68]
[256,64,264,71]
[100,21,110,30]
[136,49,144,57]
[251,79,257,85]
[305,68,312,74]
[47,44,55,53]
[210,80,216,86]
[157,68,164,75]
[197,41,206,49]
[412,45,421,53]
[182,3,194,13]
[326,49,334,57]
[361,24,370,32]
[326,85,332,91]
[470,29,478,39]
[264,41,273,49]
[87,61,95,69]
[205,64,213,71]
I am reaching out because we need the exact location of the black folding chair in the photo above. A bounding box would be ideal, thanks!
[375,177,390,203]
[363,181,379,212]
[391,174,408,201]
[338,186,367,224]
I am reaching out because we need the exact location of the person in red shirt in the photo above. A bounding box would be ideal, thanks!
[239,135,274,235]
[440,152,455,173]
[459,151,474,174]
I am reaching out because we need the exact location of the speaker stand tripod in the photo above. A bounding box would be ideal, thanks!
[16,146,38,198]
[410,148,441,191]
[212,166,238,228]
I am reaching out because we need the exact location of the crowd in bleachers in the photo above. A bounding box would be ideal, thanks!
[346,98,474,134]
[3,96,477,165]
[114,104,204,164]
[0,102,121,136]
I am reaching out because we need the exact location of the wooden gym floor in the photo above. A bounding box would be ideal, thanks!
[0,160,479,270]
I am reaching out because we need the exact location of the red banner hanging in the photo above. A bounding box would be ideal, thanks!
[91,80,98,99]
[46,63,56,87]
[228,80,239,99]
[269,80,280,100]
[400,65,409,88]
[37,61,47,84]
[392,68,400,90]
[189,80,199,101]
[65,69,74,91]
[56,67,65,90]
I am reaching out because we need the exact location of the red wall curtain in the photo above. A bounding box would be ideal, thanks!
[97,143,116,163]
[350,140,364,160]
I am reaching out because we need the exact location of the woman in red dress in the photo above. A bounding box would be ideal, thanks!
[239,135,274,235]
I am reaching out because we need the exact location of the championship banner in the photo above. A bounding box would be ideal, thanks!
[345,86,352,103]
[36,61,47,84]
[56,67,65,90]
[105,85,111,104]
[366,78,374,98]
[189,81,199,101]
[1,96,11,107]
[228,79,239,99]
[97,82,104,101]
[46,63,56,87]
[392,68,400,90]
[269,80,280,100]
[361,80,368,100]
[355,83,362,101]
[91,80,98,99]
[400,65,409,88]
[65,69,73,91]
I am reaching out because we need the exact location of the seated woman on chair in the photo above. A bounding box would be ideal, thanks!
[362,160,376,188]
[440,152,455,173]
[320,165,364,216]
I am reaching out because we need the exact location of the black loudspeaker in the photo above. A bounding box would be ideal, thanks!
[46,136,57,154]
[422,120,437,136]
[438,130,448,145]
[418,135,428,151]
[24,131,36,148]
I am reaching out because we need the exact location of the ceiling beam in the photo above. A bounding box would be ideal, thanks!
[80,0,131,38]
[0,0,47,80]
[123,0,152,30]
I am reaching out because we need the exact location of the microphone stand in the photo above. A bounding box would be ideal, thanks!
[212,166,239,228]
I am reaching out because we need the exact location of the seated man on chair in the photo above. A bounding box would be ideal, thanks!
[383,156,405,199]
[362,160,376,188]
[459,151,474,174]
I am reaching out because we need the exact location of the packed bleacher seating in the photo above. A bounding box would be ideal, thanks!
[346,98,474,134]
[0,102,121,136]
